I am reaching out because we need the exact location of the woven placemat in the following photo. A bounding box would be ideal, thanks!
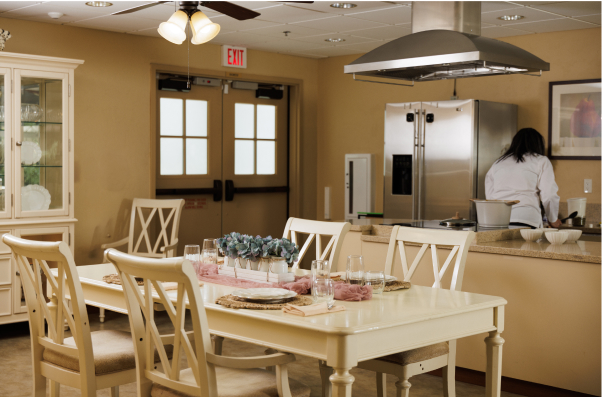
[216,294,313,310]
[384,281,411,292]
[102,274,144,286]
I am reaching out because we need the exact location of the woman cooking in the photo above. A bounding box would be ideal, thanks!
[485,128,561,228]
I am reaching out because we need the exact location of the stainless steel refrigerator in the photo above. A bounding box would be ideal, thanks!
[384,99,517,221]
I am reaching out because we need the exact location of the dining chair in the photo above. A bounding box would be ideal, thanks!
[282,217,351,272]
[105,248,312,397]
[353,226,476,397]
[2,234,142,397]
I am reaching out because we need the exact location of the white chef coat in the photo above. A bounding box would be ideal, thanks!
[485,154,560,228]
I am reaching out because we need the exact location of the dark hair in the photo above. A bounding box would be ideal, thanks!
[497,128,545,163]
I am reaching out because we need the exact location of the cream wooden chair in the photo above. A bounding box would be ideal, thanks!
[105,249,312,397]
[2,234,140,397]
[282,217,351,272]
[102,198,185,259]
[356,226,475,397]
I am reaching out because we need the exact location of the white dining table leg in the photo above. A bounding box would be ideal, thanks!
[99,308,105,323]
[327,336,356,397]
[330,367,354,397]
[485,306,505,397]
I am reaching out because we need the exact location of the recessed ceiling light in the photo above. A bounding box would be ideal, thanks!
[497,15,525,21]
[330,3,357,9]
[85,1,113,7]
[325,38,346,43]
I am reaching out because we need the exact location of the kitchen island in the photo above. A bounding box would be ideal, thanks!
[336,220,600,396]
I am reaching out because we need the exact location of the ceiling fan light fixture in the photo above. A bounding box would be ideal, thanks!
[190,11,221,45]
[158,10,188,44]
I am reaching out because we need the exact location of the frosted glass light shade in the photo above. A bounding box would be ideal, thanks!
[158,10,188,44]
[190,11,220,44]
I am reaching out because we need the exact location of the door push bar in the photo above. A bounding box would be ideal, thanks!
[156,180,223,202]
[225,180,288,202]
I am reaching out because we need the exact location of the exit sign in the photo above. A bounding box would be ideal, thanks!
[222,45,247,69]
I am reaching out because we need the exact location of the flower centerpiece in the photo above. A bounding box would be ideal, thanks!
[216,233,299,272]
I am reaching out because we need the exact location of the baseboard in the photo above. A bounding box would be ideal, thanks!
[428,367,596,397]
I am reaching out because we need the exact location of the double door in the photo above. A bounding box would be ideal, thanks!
[156,79,289,253]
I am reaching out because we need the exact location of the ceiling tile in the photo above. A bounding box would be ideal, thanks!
[0,1,43,13]
[344,5,411,25]
[481,6,564,25]
[481,26,535,38]
[68,15,161,33]
[293,32,379,45]
[481,2,526,13]
[511,2,563,5]
[529,1,602,17]
[208,15,284,31]
[290,2,403,15]
[128,27,161,38]
[246,39,329,52]
[291,15,388,32]
[247,24,335,38]
[509,17,596,32]
[209,31,282,46]
[228,2,282,11]
[249,4,332,24]
[296,46,365,57]
[348,24,411,40]
[574,14,601,24]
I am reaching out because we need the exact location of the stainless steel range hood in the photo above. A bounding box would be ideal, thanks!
[344,2,550,82]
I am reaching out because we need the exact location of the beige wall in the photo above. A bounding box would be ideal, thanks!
[0,17,319,266]
[316,28,602,221]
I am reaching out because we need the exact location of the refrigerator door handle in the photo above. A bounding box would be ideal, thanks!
[412,109,419,220]
[418,109,426,220]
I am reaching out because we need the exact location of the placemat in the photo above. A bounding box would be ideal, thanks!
[384,281,411,292]
[102,274,144,286]
[216,294,313,310]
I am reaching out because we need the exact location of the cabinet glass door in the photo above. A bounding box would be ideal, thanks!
[14,70,68,218]
[0,69,11,219]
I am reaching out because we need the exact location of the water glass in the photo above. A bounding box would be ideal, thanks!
[201,248,217,264]
[364,271,385,294]
[203,239,216,250]
[311,260,330,283]
[184,245,201,274]
[346,255,364,286]
[312,278,335,306]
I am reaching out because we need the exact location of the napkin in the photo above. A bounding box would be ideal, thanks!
[155,280,204,291]
[282,302,345,316]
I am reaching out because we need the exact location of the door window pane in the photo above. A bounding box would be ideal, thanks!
[235,140,254,175]
[257,105,276,139]
[186,100,207,137]
[186,138,207,175]
[235,103,254,138]
[160,98,183,136]
[256,141,275,175]
[160,138,183,175]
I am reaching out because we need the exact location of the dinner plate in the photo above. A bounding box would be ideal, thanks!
[21,141,42,165]
[21,184,51,211]
[232,288,296,300]
[340,274,397,282]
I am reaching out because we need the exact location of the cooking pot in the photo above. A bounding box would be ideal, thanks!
[470,199,519,227]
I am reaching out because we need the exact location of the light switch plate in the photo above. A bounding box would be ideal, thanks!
[584,179,592,193]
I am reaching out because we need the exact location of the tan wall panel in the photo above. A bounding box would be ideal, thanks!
[0,17,319,266]
[316,28,601,221]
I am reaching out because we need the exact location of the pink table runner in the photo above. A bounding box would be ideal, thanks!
[196,263,372,301]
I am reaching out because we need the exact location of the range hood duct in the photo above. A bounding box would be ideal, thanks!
[344,2,550,83]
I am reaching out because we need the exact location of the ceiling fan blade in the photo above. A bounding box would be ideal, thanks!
[111,1,170,15]
[200,1,260,20]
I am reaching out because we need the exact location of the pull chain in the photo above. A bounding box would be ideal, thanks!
[187,21,191,89]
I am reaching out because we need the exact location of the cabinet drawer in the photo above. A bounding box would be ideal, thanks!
[0,288,11,316]
[0,231,12,255]
[0,258,10,285]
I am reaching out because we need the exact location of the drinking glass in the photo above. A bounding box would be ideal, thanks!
[312,278,335,307]
[201,248,218,264]
[184,245,201,275]
[311,260,330,284]
[202,239,216,250]
[346,255,364,286]
[364,271,385,294]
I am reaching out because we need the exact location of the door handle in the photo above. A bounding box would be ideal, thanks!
[225,180,288,202]
[15,142,22,146]
[155,179,223,202]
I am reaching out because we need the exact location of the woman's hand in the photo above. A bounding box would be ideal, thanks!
[549,219,562,228]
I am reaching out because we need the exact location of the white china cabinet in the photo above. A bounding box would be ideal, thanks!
[0,52,83,325]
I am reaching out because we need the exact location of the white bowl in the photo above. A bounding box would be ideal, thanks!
[542,228,558,241]
[564,229,582,243]
[520,229,543,242]
[544,231,568,245]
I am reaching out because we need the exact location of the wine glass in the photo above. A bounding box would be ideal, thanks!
[346,255,364,286]
[364,271,385,294]
[311,260,330,284]
[201,239,217,264]
[312,278,335,308]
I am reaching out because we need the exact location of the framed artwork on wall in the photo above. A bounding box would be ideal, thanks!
[548,79,601,160]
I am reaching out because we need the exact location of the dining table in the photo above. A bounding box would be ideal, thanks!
[51,263,507,397]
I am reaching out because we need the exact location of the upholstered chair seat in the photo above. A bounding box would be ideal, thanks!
[378,342,449,367]
[151,367,311,397]
[43,330,173,375]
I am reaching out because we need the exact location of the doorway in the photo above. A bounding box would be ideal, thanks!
[154,73,290,254]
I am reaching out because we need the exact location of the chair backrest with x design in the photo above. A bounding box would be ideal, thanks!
[127,198,185,258]
[384,226,475,291]
[282,218,351,271]
[2,234,97,391]
[106,249,217,397]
